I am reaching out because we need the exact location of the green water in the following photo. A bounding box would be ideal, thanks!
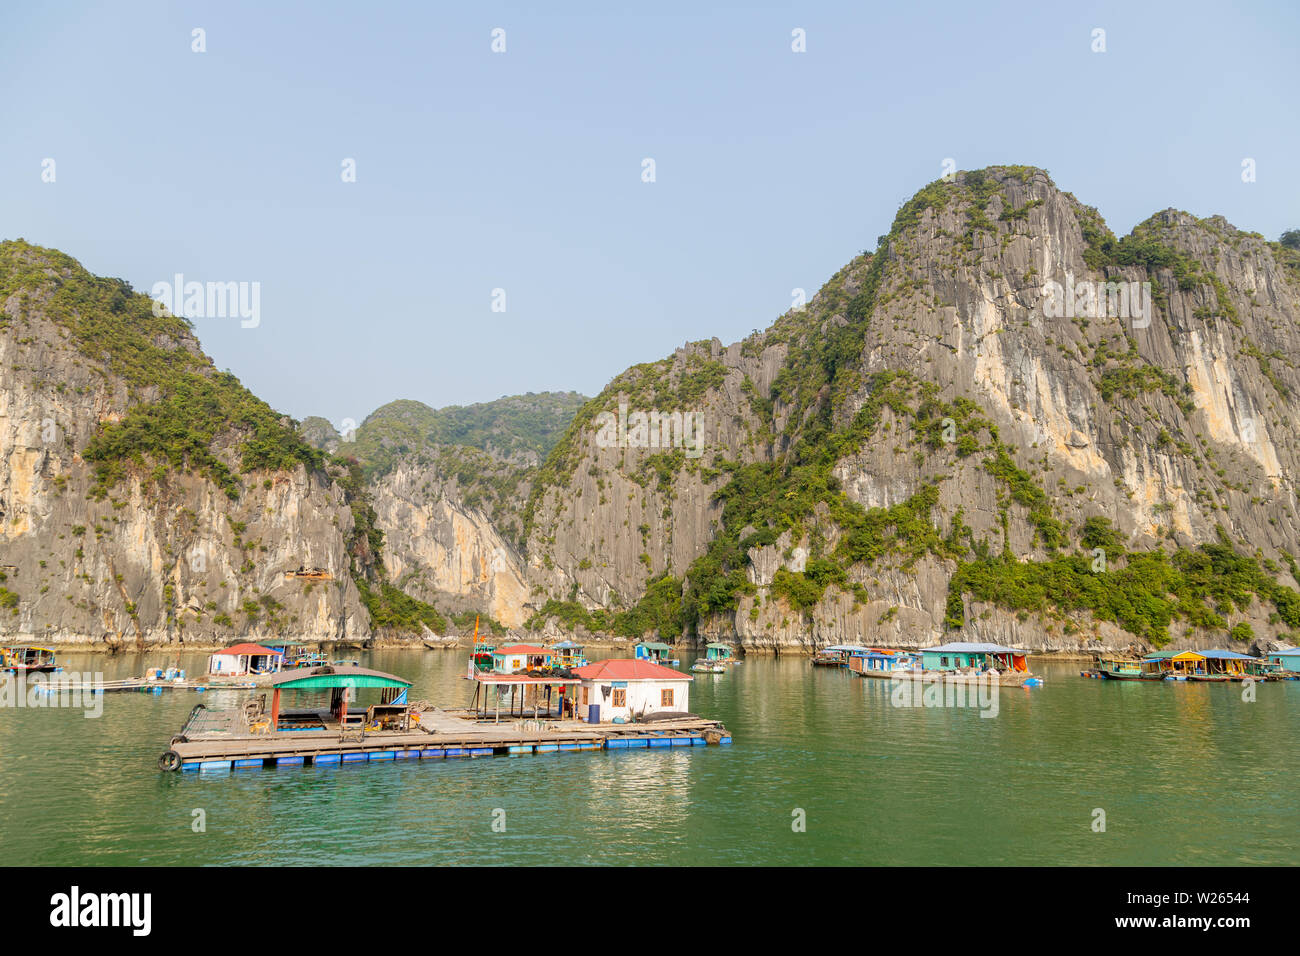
[1,649,1296,865]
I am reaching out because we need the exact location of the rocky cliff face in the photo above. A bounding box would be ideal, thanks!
[0,241,367,646]
[11,166,1300,655]
[368,457,531,628]
[516,167,1300,654]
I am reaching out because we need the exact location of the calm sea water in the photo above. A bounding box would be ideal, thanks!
[1,648,1296,866]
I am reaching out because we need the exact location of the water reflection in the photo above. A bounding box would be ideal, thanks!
[0,648,1295,865]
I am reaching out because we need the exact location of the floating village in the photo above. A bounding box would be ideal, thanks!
[152,630,735,773]
[3,632,1297,777]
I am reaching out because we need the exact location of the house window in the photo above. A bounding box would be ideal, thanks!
[581,687,589,705]
[613,688,626,707]
[661,688,674,707]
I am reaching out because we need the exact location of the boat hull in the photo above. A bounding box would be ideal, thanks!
[889,669,1037,687]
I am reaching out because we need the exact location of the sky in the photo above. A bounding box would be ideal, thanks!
[2,1,1297,430]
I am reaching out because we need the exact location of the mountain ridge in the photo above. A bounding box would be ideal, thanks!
[6,165,1300,654]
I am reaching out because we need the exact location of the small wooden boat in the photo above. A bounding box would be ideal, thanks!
[2,644,59,674]
[691,660,726,674]
[1090,657,1166,681]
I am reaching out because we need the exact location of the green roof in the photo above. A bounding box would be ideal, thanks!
[267,665,412,691]
[637,641,672,651]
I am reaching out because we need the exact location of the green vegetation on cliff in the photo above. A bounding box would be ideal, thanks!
[351,393,586,479]
[0,240,322,499]
[331,456,448,634]
[527,573,684,640]
[946,524,1300,646]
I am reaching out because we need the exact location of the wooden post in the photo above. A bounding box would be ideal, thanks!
[270,688,281,731]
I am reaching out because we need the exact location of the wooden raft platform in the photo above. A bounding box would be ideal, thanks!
[160,710,732,772]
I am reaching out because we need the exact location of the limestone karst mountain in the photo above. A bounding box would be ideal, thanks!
[518,166,1300,653]
[0,240,367,645]
[6,165,1300,652]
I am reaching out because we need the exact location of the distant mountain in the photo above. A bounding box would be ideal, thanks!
[337,393,588,475]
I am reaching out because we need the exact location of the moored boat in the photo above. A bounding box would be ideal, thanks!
[891,642,1038,686]
[2,644,59,674]
[1085,657,1166,681]
[691,659,726,673]
[811,644,868,667]
[847,647,921,678]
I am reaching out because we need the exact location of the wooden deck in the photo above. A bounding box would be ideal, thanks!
[160,706,732,771]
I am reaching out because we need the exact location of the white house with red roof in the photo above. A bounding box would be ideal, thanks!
[491,644,554,674]
[570,659,691,722]
[207,642,284,676]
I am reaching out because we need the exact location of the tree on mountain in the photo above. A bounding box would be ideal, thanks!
[1281,229,1300,250]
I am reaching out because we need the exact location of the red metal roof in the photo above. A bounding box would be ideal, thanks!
[216,643,281,656]
[493,645,551,655]
[571,659,689,681]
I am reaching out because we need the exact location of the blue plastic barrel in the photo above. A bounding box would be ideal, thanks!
[588,703,600,724]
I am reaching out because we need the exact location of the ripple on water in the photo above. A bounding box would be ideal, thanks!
[1,653,1297,865]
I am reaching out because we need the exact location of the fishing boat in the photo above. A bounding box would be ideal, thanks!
[1084,657,1166,681]
[634,641,680,667]
[691,659,726,674]
[2,644,60,674]
[466,616,497,677]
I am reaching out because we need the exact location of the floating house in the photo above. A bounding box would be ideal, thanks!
[207,643,284,677]
[265,640,324,669]
[1141,649,1247,681]
[634,641,679,667]
[262,664,413,734]
[703,642,735,663]
[1197,649,1257,680]
[812,644,869,667]
[847,648,921,678]
[1266,647,1300,673]
[549,640,589,668]
[491,644,554,674]
[160,659,731,772]
[571,658,692,723]
[916,642,1034,684]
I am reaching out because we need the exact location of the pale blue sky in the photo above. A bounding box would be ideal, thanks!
[2,1,1296,428]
